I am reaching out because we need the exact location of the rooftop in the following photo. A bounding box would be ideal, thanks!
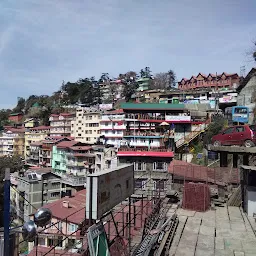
[38,190,86,224]
[56,140,79,149]
[29,125,51,131]
[121,103,185,111]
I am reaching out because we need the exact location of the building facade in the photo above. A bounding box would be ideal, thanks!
[52,140,95,187]
[100,109,125,147]
[49,113,75,137]
[178,72,240,91]
[25,126,50,160]
[71,107,101,144]
[237,68,256,124]
[0,128,25,157]
[15,169,64,222]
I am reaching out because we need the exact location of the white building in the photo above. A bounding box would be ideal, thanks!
[71,107,101,144]
[100,109,125,147]
[49,113,75,137]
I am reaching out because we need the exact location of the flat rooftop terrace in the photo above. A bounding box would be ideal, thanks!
[168,206,256,256]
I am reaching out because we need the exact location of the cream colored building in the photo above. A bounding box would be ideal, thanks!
[71,107,101,144]
[0,128,25,157]
[24,126,50,160]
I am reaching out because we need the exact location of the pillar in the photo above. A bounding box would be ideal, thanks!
[233,154,238,168]
[220,152,228,167]
[243,154,249,166]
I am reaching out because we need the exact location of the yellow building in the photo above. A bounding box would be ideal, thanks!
[71,107,101,144]
[25,126,50,160]
[24,118,39,128]
[0,128,25,157]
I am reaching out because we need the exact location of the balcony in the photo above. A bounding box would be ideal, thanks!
[53,171,86,186]
[118,146,171,152]
[123,131,164,138]
[66,161,85,167]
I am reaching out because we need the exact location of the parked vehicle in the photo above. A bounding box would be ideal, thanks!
[232,106,249,124]
[212,125,255,147]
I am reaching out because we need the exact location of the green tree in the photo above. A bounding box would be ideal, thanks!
[0,155,24,227]
[167,69,176,88]
[13,97,26,113]
[122,77,139,102]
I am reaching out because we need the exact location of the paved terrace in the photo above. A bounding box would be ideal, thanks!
[168,206,256,256]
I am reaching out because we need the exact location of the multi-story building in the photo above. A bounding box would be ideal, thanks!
[178,72,240,91]
[25,126,50,160]
[27,141,42,166]
[8,112,23,124]
[100,109,125,147]
[52,140,95,187]
[15,168,67,222]
[27,190,86,254]
[0,128,25,157]
[137,77,151,91]
[24,118,39,128]
[117,102,211,196]
[71,107,101,144]
[237,68,256,124]
[93,145,117,172]
[39,137,73,167]
[49,113,75,137]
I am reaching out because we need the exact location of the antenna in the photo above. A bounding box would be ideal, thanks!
[240,66,245,77]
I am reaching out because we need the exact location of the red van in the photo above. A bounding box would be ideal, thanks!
[212,125,255,147]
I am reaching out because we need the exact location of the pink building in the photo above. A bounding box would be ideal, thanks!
[178,72,240,91]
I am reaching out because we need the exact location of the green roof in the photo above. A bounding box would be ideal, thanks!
[121,103,185,110]
[9,112,23,116]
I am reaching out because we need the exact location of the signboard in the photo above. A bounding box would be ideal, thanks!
[86,164,134,220]
[165,115,191,121]
[87,221,110,256]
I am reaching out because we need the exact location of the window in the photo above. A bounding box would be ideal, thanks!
[68,223,78,232]
[51,182,60,189]
[51,192,60,198]
[223,128,233,134]
[78,120,82,123]
[235,127,245,133]
[78,134,82,136]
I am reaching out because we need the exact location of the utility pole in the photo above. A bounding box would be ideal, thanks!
[4,168,10,256]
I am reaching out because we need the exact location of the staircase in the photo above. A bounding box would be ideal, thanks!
[175,119,211,149]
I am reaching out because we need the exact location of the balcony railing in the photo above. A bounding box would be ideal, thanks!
[118,146,172,152]
[53,171,86,186]
[123,131,164,137]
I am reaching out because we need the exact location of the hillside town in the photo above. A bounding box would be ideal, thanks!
[1,65,256,255]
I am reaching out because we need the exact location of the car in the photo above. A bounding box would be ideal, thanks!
[212,125,256,147]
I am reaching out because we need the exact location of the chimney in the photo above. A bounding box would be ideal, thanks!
[63,201,69,208]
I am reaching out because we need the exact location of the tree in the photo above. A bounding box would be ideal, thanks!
[151,72,169,90]
[0,155,24,227]
[140,67,152,78]
[167,69,176,88]
[122,78,139,102]
[253,41,256,61]
[13,97,26,113]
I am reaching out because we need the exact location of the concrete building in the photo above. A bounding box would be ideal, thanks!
[0,127,25,157]
[24,118,39,128]
[178,72,240,91]
[8,112,23,124]
[71,107,101,144]
[49,113,75,137]
[93,145,117,172]
[137,77,151,91]
[27,190,86,254]
[15,168,66,222]
[25,126,50,160]
[52,140,95,187]
[237,67,256,124]
[100,109,125,147]
[39,137,73,167]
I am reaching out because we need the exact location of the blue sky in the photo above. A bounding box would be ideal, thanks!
[0,0,255,109]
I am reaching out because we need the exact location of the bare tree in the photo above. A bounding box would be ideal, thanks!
[151,70,176,90]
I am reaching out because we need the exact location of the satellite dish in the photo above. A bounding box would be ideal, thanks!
[22,220,37,242]
[34,208,52,227]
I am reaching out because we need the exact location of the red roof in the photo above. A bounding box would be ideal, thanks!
[30,126,50,131]
[104,109,124,114]
[117,151,174,158]
[28,246,81,256]
[40,190,86,224]
[56,140,79,148]
[70,146,92,151]
[5,128,25,133]
[30,141,43,146]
